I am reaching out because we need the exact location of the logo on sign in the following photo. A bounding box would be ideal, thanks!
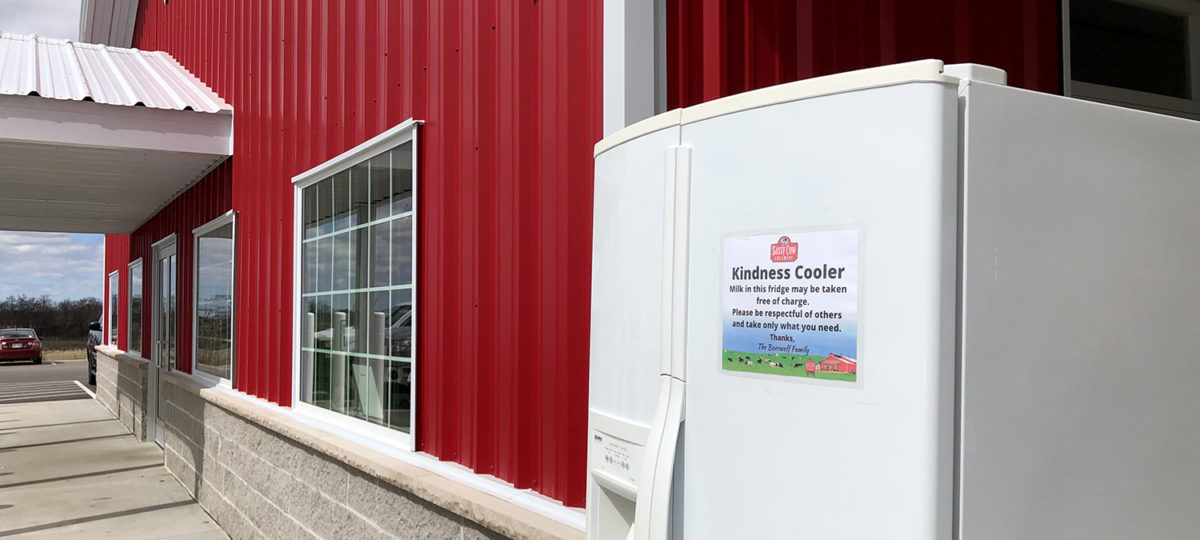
[770,236,798,262]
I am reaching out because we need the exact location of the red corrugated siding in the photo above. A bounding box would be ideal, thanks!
[131,0,600,506]
[668,0,1062,108]
[126,165,234,372]
[103,234,130,350]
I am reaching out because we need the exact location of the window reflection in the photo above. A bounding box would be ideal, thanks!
[129,263,143,355]
[195,222,234,381]
[298,138,416,435]
[108,272,119,345]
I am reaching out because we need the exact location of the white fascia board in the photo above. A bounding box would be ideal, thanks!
[0,214,134,234]
[0,94,233,156]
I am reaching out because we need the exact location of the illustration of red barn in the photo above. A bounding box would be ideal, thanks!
[819,354,857,374]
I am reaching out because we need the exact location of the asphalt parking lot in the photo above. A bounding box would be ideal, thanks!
[0,359,94,404]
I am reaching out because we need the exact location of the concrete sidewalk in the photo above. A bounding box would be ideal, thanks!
[0,398,227,539]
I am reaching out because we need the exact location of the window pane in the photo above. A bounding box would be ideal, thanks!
[313,350,331,409]
[349,163,370,227]
[346,291,367,355]
[316,236,333,293]
[332,171,351,231]
[370,221,390,287]
[331,294,350,353]
[303,183,320,239]
[108,273,118,345]
[314,178,334,236]
[390,144,414,215]
[369,291,389,355]
[369,153,391,220]
[346,355,370,421]
[129,264,142,355]
[349,227,368,290]
[333,233,351,291]
[386,358,412,433]
[311,294,333,350]
[301,297,317,404]
[1071,0,1191,99]
[302,240,316,294]
[390,215,413,286]
[195,222,234,380]
[366,357,388,426]
[389,289,413,359]
[167,254,177,371]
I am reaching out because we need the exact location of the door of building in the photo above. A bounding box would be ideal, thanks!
[150,237,177,446]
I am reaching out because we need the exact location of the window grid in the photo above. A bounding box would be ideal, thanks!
[299,140,414,435]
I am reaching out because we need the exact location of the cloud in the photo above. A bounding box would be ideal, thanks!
[0,0,82,41]
[0,231,103,300]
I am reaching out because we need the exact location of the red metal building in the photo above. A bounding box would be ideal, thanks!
[819,354,858,374]
[89,0,1138,535]
[105,0,601,510]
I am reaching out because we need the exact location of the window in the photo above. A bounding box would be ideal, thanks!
[1065,0,1200,119]
[293,120,419,444]
[128,259,143,356]
[107,271,119,346]
[193,212,236,383]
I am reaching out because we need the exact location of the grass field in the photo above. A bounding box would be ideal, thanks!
[40,337,87,351]
[39,338,87,361]
[721,349,856,382]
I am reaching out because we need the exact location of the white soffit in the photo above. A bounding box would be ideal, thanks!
[0,33,233,234]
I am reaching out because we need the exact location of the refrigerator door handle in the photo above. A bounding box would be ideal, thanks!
[635,145,691,540]
[634,376,685,540]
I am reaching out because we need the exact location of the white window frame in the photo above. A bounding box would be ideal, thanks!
[291,118,421,451]
[127,258,144,358]
[192,211,237,388]
[107,270,120,347]
[1063,0,1200,120]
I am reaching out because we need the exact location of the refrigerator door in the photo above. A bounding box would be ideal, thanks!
[678,81,959,539]
[589,119,682,540]
[958,82,1200,539]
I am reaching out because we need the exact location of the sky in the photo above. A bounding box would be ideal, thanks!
[0,0,101,301]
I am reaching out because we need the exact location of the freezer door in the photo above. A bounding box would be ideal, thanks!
[678,82,959,539]
[958,82,1200,539]
[590,123,682,429]
[589,123,683,540]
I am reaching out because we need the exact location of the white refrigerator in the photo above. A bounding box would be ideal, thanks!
[588,59,1200,540]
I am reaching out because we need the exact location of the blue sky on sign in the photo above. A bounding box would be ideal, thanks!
[0,0,103,301]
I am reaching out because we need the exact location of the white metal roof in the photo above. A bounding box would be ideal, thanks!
[0,33,233,234]
[0,32,230,113]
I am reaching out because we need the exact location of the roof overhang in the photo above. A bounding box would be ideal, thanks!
[0,33,233,234]
[0,95,232,233]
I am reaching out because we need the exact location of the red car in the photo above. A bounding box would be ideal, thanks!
[0,328,43,364]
